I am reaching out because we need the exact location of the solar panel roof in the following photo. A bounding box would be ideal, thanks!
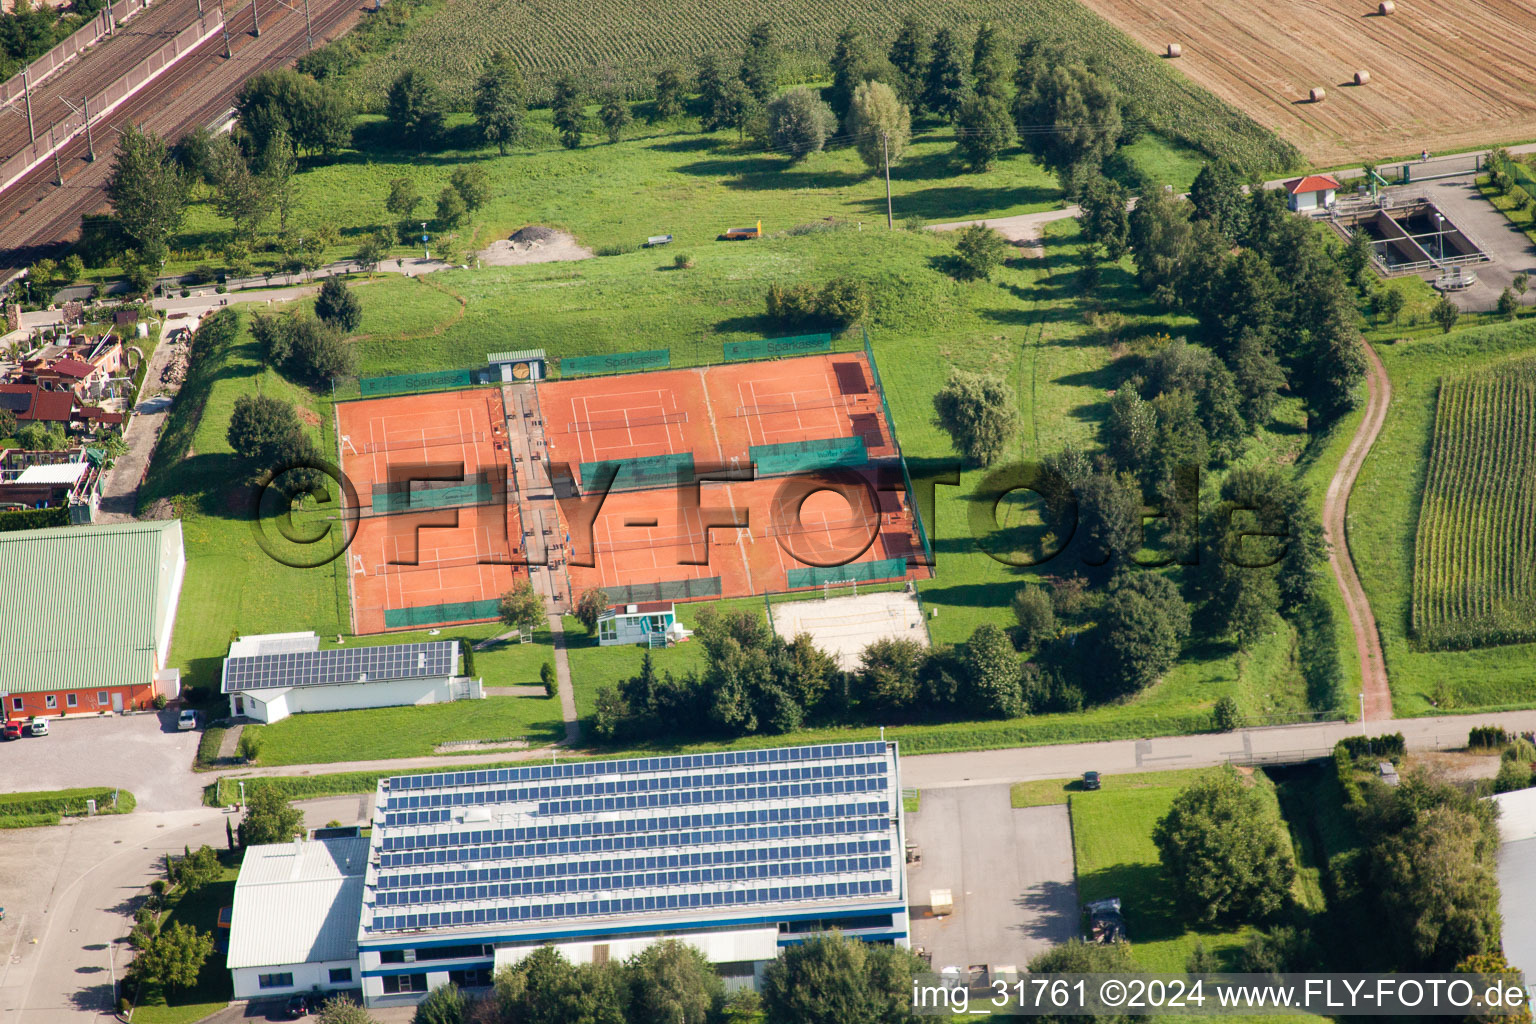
[222,641,457,693]
[360,742,905,938]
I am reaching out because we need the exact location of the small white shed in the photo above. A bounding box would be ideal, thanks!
[1284,173,1341,213]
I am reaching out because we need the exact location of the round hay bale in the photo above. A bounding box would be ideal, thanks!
[1310,87,1327,103]
[1378,0,1395,13]
[1354,69,1371,85]
[1165,42,1182,58]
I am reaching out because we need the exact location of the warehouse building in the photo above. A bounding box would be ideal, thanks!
[354,741,909,1007]
[226,836,368,1001]
[221,634,477,723]
[225,743,909,1007]
[0,519,185,718]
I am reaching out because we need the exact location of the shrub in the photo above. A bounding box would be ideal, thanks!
[1213,695,1241,732]
[1469,725,1509,749]
[152,693,169,710]
[951,223,1010,281]
[540,662,557,698]
[673,252,694,269]
[237,729,263,763]
[1494,758,1532,794]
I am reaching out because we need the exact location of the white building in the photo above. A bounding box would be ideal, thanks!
[596,601,687,647]
[221,634,478,723]
[357,741,910,1007]
[226,836,368,1001]
[1492,788,1536,988]
[1285,173,1340,212]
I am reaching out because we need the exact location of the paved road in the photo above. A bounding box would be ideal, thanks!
[95,310,202,522]
[0,808,227,1023]
[901,709,1536,791]
[1325,338,1394,722]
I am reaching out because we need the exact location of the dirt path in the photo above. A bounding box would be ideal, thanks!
[1323,339,1393,722]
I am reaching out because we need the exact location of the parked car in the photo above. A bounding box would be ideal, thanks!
[284,994,310,1018]
[26,718,48,737]
[1082,770,1101,790]
[1,721,22,741]
[177,709,198,731]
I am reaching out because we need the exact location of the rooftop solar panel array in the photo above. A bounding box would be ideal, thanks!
[362,742,902,937]
[222,641,457,693]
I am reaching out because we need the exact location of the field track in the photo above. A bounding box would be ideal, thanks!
[1072,0,1536,165]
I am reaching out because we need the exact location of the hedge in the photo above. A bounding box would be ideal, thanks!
[0,787,136,827]
[0,506,70,532]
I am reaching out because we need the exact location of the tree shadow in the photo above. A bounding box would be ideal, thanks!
[1014,877,1080,943]
[1076,862,1186,943]
[645,135,720,153]
[877,183,1059,222]
[66,981,115,1013]
[675,156,867,192]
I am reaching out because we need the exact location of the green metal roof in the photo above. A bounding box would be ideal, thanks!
[0,519,184,693]
[486,349,547,364]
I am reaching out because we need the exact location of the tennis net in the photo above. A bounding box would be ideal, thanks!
[373,552,504,575]
[363,430,487,454]
[565,410,688,434]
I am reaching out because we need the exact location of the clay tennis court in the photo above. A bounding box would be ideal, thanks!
[538,354,897,490]
[336,389,526,634]
[561,473,925,604]
[1075,0,1536,165]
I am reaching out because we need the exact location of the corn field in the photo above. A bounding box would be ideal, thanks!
[1412,356,1536,650]
[338,0,1299,174]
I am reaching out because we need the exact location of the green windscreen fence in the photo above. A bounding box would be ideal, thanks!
[360,368,480,397]
[560,349,670,377]
[723,332,832,362]
[601,576,723,604]
[750,436,867,476]
[580,452,695,492]
[370,472,499,515]
[863,327,934,569]
[385,598,500,628]
[786,557,908,589]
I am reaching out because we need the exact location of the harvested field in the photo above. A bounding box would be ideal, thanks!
[1073,0,1536,165]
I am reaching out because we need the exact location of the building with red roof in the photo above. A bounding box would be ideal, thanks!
[1284,173,1341,213]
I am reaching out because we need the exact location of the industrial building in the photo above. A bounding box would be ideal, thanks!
[226,836,368,1001]
[0,519,185,718]
[224,742,909,1008]
[220,633,476,723]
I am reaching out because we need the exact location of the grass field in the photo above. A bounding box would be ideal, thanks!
[0,787,135,828]
[324,0,1297,178]
[130,859,238,1024]
[1011,768,1224,808]
[1351,322,1536,714]
[1411,355,1536,650]
[146,309,349,696]
[1068,768,1286,972]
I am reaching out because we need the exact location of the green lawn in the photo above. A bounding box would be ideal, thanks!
[130,861,238,1024]
[1349,321,1536,714]
[148,310,350,696]
[1011,768,1225,808]
[1069,769,1276,973]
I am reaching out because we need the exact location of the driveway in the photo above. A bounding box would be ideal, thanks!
[0,711,204,812]
[0,808,227,1022]
[906,785,1077,972]
[1420,176,1536,311]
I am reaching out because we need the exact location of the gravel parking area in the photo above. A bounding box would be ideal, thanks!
[907,785,1078,972]
[0,711,203,811]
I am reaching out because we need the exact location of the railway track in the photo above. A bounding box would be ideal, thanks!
[0,0,204,161]
[0,0,365,270]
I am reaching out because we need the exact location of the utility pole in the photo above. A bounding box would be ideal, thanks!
[81,96,94,161]
[195,0,202,15]
[881,131,893,229]
[249,0,259,36]
[21,65,35,144]
[421,221,429,261]
[217,0,231,56]
[302,0,312,50]
[49,123,62,185]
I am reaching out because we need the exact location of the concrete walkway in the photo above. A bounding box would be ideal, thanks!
[548,614,581,745]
